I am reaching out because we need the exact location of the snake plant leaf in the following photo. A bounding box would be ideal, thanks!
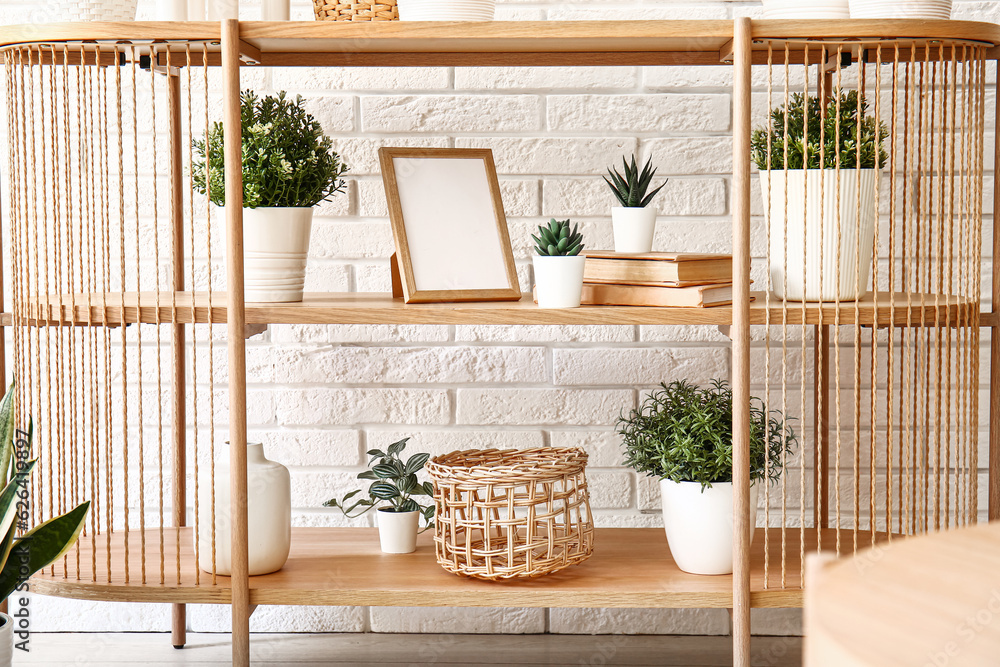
[0,459,36,548]
[0,500,90,602]
[0,383,16,483]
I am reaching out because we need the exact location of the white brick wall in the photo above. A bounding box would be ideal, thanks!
[2,0,997,641]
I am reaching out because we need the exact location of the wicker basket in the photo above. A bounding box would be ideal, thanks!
[426,448,594,580]
[313,0,399,21]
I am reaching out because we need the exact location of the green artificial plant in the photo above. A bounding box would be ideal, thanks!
[604,154,667,208]
[532,218,585,257]
[193,90,349,209]
[618,379,797,491]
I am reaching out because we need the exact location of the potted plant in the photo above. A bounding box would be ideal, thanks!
[324,438,434,554]
[193,90,349,303]
[604,154,667,253]
[752,90,888,301]
[618,379,796,576]
[532,218,586,309]
[0,384,90,666]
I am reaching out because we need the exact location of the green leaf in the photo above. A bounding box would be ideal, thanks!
[370,483,399,500]
[366,448,386,458]
[0,460,36,546]
[386,438,408,457]
[0,383,15,483]
[0,501,90,602]
[357,470,378,481]
[371,463,398,480]
[404,452,430,474]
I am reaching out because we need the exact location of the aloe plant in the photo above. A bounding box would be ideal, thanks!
[604,154,667,208]
[0,383,90,602]
[532,218,585,257]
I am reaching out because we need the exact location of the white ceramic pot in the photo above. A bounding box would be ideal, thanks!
[398,0,496,20]
[660,479,760,576]
[198,442,292,576]
[0,613,11,667]
[377,509,419,554]
[849,0,951,18]
[761,0,850,18]
[611,207,657,253]
[533,255,586,309]
[760,169,877,302]
[67,0,139,20]
[241,207,313,303]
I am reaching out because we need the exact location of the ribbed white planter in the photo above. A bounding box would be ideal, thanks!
[611,207,657,253]
[241,207,313,303]
[760,169,877,302]
[67,0,138,21]
[660,480,759,576]
[377,509,419,554]
[761,0,849,18]
[849,0,951,18]
[533,255,586,308]
[198,442,292,576]
[0,613,11,667]
[398,0,496,20]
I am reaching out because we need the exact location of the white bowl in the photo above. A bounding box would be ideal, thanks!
[849,0,952,18]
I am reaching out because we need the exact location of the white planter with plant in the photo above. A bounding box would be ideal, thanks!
[532,218,586,309]
[604,154,667,253]
[619,379,797,576]
[753,91,887,302]
[325,438,435,555]
[194,91,348,303]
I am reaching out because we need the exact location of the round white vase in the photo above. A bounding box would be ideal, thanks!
[611,207,657,253]
[533,255,586,309]
[241,206,314,304]
[377,509,419,554]
[198,442,291,576]
[659,479,759,576]
[0,613,12,667]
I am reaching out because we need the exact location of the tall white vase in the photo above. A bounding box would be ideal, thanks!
[660,479,759,576]
[760,169,877,302]
[239,207,314,303]
[611,207,657,253]
[198,442,291,576]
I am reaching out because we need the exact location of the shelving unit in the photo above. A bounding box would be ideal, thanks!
[1,17,997,667]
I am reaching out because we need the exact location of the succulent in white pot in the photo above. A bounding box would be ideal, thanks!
[532,218,586,309]
[604,154,667,254]
[753,91,888,302]
[194,91,348,303]
[619,380,797,575]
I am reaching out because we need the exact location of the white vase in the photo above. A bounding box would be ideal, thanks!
[261,0,290,19]
[533,255,586,309]
[198,442,291,576]
[397,0,496,20]
[377,509,419,554]
[760,169,877,302]
[660,479,759,576]
[849,0,951,18]
[611,207,657,253]
[67,0,139,20]
[0,613,11,667]
[240,207,313,303]
[761,0,850,18]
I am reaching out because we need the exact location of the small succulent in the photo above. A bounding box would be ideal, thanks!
[532,218,585,257]
[604,154,667,208]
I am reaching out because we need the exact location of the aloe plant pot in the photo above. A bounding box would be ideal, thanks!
[611,206,657,253]
[533,255,586,308]
[377,508,419,554]
[660,479,759,575]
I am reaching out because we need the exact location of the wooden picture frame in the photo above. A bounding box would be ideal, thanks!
[379,147,522,304]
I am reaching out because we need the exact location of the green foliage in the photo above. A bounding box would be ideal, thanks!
[532,218,585,257]
[192,90,349,209]
[0,383,90,602]
[751,90,889,171]
[618,379,797,491]
[323,438,435,529]
[604,154,666,208]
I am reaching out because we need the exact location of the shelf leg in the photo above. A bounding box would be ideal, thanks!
[731,16,753,667]
[222,18,251,667]
[814,325,830,534]
[990,56,1000,522]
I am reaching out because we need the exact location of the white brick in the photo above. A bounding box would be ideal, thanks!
[303,261,352,293]
[28,596,168,632]
[509,217,613,258]
[455,66,637,91]
[354,259,395,292]
[751,608,804,636]
[309,217,394,257]
[550,430,625,467]
[456,388,633,426]
[549,608,729,635]
[371,607,545,633]
[548,5,728,19]
[642,137,732,175]
[275,388,451,425]
[640,325,731,343]
[636,474,662,511]
[589,470,633,509]
[543,177,726,217]
[553,347,729,386]
[303,95,355,133]
[190,603,366,633]
[455,137,638,174]
[251,429,360,467]
[455,324,634,343]
[272,66,450,91]
[325,137,451,175]
[290,469,367,507]
[362,95,542,132]
[500,178,541,217]
[367,429,544,458]
[269,323,450,344]
[547,94,730,133]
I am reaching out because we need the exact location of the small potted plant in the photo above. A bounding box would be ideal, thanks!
[324,438,434,554]
[532,218,586,309]
[752,90,888,301]
[618,379,796,576]
[604,154,667,253]
[193,90,349,303]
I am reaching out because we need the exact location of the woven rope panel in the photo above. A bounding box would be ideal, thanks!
[67,0,138,21]
[312,0,399,21]
[426,448,594,580]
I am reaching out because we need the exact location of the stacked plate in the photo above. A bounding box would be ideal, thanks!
[398,0,496,21]
[761,0,850,19]
[849,0,952,18]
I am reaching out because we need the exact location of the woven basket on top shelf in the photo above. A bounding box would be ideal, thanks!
[313,0,399,21]
[426,447,594,581]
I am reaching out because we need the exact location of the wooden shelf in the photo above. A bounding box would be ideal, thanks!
[31,527,873,609]
[14,291,981,328]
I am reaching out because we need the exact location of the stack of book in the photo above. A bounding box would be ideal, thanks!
[581,251,734,307]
